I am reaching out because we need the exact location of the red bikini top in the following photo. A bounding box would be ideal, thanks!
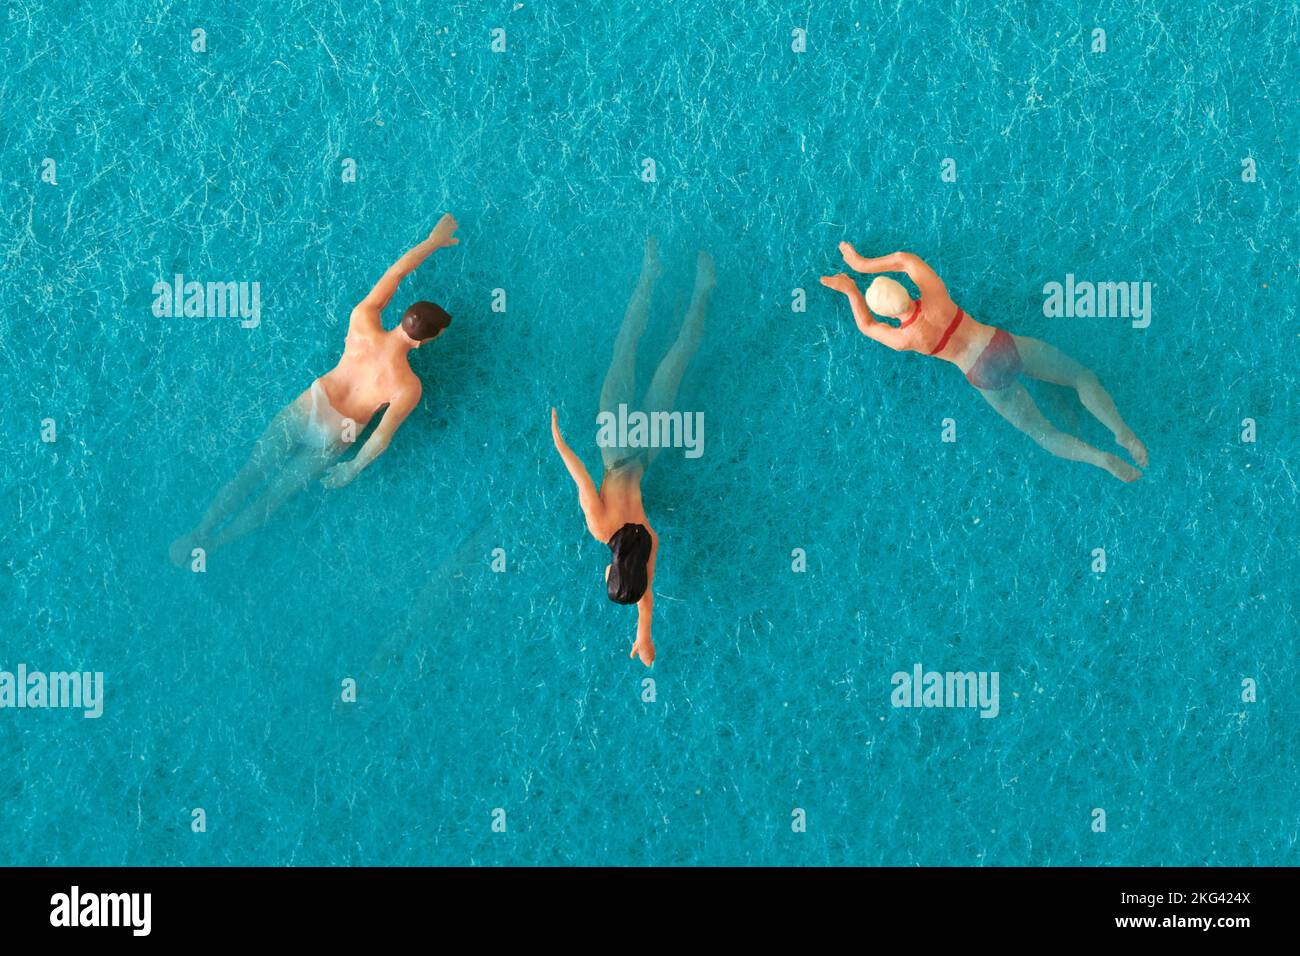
[898,298,967,355]
[899,299,922,329]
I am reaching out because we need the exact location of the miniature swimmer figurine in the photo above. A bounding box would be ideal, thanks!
[822,244,1147,482]
[170,214,459,563]
[550,238,715,665]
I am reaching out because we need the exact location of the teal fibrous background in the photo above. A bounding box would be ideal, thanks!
[1,0,1296,865]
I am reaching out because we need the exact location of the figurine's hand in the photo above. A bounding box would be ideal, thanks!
[819,273,857,296]
[429,213,459,247]
[839,241,870,272]
[321,463,356,489]
[631,638,655,667]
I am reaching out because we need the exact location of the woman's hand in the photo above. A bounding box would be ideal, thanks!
[839,241,873,271]
[819,273,857,296]
[631,636,655,667]
[428,213,459,248]
[840,241,902,274]
[550,406,564,447]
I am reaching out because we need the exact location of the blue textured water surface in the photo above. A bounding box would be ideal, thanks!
[2,1,1297,866]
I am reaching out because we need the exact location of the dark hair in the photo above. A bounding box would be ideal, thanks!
[606,523,652,605]
[401,301,451,341]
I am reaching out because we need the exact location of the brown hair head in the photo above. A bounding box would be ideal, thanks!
[401,301,451,341]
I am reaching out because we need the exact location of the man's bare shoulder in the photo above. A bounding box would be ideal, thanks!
[393,366,423,400]
[349,303,384,329]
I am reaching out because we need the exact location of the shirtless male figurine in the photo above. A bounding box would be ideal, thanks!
[170,214,459,563]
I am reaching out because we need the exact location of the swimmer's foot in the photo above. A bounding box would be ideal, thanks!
[694,250,716,294]
[641,236,663,282]
[1101,453,1143,483]
[1116,430,1149,468]
[169,532,203,567]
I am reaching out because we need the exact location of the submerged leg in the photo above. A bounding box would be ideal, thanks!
[170,396,307,565]
[979,382,1142,482]
[1013,335,1148,467]
[599,237,663,470]
[640,251,714,467]
[204,443,340,552]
